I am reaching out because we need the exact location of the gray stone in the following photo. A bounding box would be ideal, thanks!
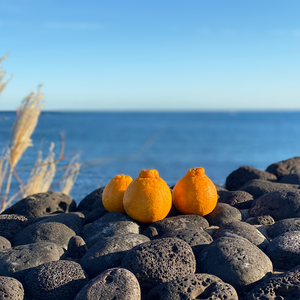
[142,214,209,239]
[3,191,76,217]
[77,187,105,211]
[0,242,64,282]
[265,231,300,270]
[24,260,88,300]
[67,235,88,259]
[161,228,213,255]
[145,273,238,300]
[239,179,299,199]
[213,221,269,250]
[197,236,273,292]
[121,238,196,291]
[218,190,254,209]
[0,236,11,249]
[266,156,300,179]
[225,166,277,191]
[279,172,300,184]
[245,263,300,300]
[267,218,300,238]
[249,190,300,221]
[11,221,76,250]
[0,276,24,300]
[205,203,244,226]
[74,267,141,300]
[245,215,275,226]
[80,233,150,278]
[0,214,36,240]
[84,208,108,225]
[36,212,83,235]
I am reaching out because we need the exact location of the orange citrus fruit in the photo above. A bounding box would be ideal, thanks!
[172,167,217,216]
[102,174,133,214]
[123,169,172,223]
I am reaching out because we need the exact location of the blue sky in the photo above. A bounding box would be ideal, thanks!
[1,0,300,111]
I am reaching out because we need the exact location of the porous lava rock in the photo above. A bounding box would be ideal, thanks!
[225,166,277,191]
[267,218,300,238]
[245,263,300,300]
[3,191,76,217]
[142,214,209,239]
[279,172,300,184]
[11,221,76,250]
[80,233,150,278]
[249,190,300,221]
[197,236,273,292]
[161,228,213,255]
[266,156,300,179]
[24,260,89,300]
[145,273,238,300]
[218,190,254,209]
[0,276,24,300]
[121,238,196,292]
[77,187,105,211]
[205,203,244,226]
[74,267,141,300]
[239,179,299,199]
[0,242,64,282]
[245,215,275,226]
[83,212,140,248]
[213,221,269,250]
[67,235,88,259]
[0,236,11,249]
[0,214,36,240]
[36,212,83,235]
[84,208,108,225]
[265,231,300,270]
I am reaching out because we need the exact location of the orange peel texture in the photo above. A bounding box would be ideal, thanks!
[172,167,217,216]
[102,174,133,214]
[123,169,172,223]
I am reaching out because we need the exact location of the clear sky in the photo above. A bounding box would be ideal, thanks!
[1,0,300,111]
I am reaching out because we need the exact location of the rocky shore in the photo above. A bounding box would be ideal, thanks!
[2,157,300,299]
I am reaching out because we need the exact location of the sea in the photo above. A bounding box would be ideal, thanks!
[1,111,300,205]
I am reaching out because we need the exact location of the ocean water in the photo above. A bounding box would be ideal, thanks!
[1,111,300,205]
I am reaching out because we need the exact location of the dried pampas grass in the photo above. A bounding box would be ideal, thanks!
[0,53,12,97]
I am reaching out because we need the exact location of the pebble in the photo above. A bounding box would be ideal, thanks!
[2,156,300,299]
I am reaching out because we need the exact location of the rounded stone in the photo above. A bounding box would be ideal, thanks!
[225,166,277,191]
[279,172,300,184]
[265,231,300,270]
[145,273,238,300]
[74,268,141,300]
[267,218,300,238]
[25,260,89,300]
[213,221,269,250]
[11,221,76,250]
[239,179,299,199]
[77,187,105,211]
[266,156,300,179]
[0,236,11,249]
[249,190,300,221]
[36,212,83,236]
[0,276,24,300]
[245,264,300,300]
[197,236,273,292]
[205,203,244,226]
[121,238,196,290]
[3,191,76,217]
[218,190,254,209]
[0,214,36,240]
[67,235,88,259]
[143,215,209,239]
[80,233,150,278]
[0,242,64,282]
[161,228,213,255]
